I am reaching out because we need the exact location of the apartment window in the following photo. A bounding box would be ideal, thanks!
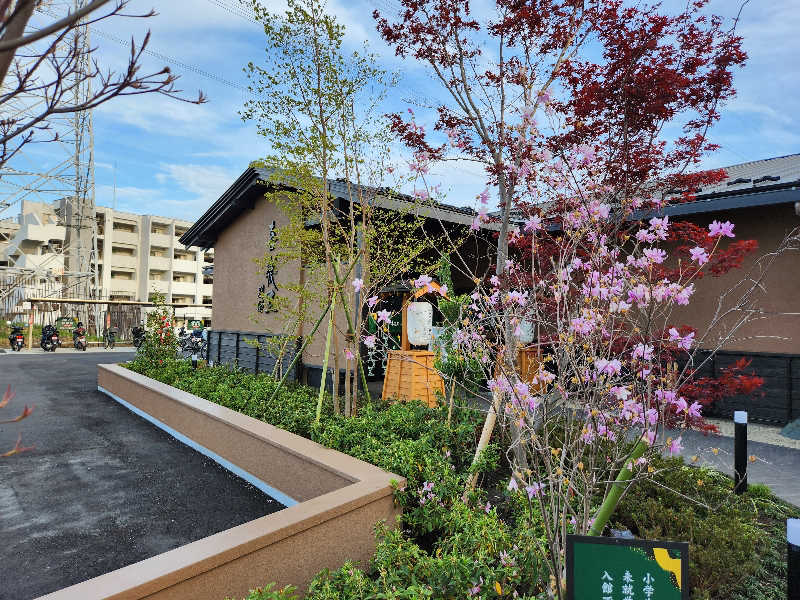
[202,296,212,305]
[203,275,213,285]
[174,250,195,261]
[149,270,168,281]
[203,253,214,263]
[149,246,168,258]
[172,273,196,283]
[110,270,135,280]
[112,221,137,233]
[151,224,169,235]
[111,245,135,257]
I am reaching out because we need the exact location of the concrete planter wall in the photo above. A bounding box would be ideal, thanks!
[39,364,403,600]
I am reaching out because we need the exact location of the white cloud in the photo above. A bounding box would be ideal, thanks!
[155,162,239,208]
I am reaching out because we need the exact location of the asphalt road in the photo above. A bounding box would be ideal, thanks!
[0,352,284,600]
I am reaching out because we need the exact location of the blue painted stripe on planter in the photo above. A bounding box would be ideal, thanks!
[98,385,298,507]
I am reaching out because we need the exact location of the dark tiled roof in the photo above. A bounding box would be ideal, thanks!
[180,167,481,248]
[698,153,800,195]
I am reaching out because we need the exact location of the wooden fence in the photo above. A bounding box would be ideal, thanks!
[691,350,800,426]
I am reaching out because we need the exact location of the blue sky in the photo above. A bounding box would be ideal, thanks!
[10,0,799,221]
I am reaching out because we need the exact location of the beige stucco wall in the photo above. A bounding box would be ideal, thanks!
[672,204,800,354]
[212,193,354,369]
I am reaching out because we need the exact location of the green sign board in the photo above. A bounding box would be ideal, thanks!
[55,316,76,330]
[567,535,689,600]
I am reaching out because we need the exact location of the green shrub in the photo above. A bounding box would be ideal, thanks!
[613,457,770,600]
[124,362,795,600]
[225,583,298,600]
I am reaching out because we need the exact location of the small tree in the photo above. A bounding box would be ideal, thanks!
[133,292,178,370]
[243,0,442,415]
[369,1,799,596]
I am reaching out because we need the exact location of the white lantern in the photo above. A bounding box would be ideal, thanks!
[518,319,535,344]
[407,301,433,346]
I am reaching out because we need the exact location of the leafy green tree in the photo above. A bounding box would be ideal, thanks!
[242,0,438,415]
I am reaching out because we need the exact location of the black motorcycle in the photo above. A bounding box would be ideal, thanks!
[104,326,118,350]
[40,324,59,352]
[8,325,24,351]
[132,325,145,348]
[189,328,206,358]
[72,325,88,351]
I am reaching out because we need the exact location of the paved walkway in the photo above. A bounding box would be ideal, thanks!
[0,352,283,600]
[671,428,800,507]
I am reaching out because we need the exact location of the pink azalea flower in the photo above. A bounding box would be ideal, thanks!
[689,246,709,265]
[649,215,670,239]
[708,220,735,238]
[667,437,683,456]
[688,401,703,418]
[595,358,622,376]
[610,386,630,400]
[524,215,542,232]
[628,284,650,307]
[673,396,688,413]
[525,482,546,499]
[632,343,654,361]
[344,348,354,361]
[646,408,659,426]
[674,284,694,305]
[413,274,433,292]
[367,295,379,308]
[377,309,391,324]
[352,278,364,292]
[678,331,694,350]
[363,334,377,349]
[438,284,448,296]
[643,248,667,264]
[636,229,657,243]
[507,477,519,492]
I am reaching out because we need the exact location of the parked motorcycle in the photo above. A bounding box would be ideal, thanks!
[72,323,88,351]
[132,324,145,348]
[7,324,24,351]
[189,327,207,359]
[178,326,207,360]
[104,326,118,350]
[40,324,59,352]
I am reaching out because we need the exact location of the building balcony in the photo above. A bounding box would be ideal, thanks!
[111,231,139,245]
[10,253,65,272]
[148,256,171,271]
[108,278,137,293]
[148,279,169,294]
[109,255,138,270]
[171,281,197,297]
[16,223,66,243]
[172,258,197,273]
[150,233,172,247]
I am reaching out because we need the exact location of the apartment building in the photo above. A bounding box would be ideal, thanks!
[1,201,213,323]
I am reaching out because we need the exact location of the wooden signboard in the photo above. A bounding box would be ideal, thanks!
[566,535,689,600]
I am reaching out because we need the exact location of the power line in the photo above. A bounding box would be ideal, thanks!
[34,5,249,92]
[90,27,248,91]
